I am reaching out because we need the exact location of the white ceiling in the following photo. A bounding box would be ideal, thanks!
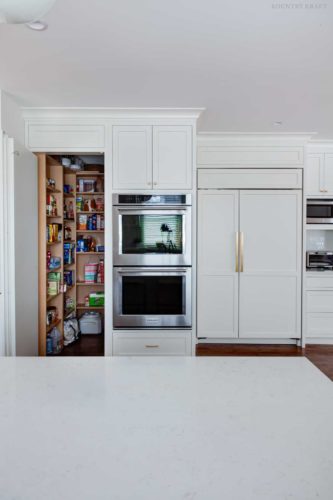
[0,0,332,137]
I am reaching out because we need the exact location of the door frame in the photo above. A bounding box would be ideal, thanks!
[0,132,16,355]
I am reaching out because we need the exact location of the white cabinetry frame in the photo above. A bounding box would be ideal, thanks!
[307,153,333,196]
[22,108,202,356]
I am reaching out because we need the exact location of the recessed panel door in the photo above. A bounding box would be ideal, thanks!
[239,190,302,339]
[197,190,239,338]
[112,126,153,190]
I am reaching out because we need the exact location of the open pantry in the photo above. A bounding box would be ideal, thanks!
[38,154,105,356]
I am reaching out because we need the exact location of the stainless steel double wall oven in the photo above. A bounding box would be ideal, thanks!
[113,194,192,328]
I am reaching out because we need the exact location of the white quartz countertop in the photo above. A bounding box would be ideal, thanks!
[0,357,333,500]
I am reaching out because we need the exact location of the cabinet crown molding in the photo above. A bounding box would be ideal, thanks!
[197,132,315,147]
[22,107,205,121]
[308,141,333,153]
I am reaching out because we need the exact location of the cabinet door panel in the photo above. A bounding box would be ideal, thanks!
[324,154,333,195]
[197,191,239,338]
[239,190,302,338]
[306,154,323,195]
[153,126,192,189]
[112,126,152,190]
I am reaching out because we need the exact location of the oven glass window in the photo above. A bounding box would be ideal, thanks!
[122,276,184,315]
[121,215,183,254]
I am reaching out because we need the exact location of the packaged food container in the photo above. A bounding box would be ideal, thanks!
[89,292,104,307]
[79,312,102,335]
[84,263,98,283]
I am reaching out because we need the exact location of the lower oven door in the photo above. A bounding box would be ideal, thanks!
[113,267,192,328]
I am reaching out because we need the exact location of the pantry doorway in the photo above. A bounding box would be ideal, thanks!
[39,154,105,357]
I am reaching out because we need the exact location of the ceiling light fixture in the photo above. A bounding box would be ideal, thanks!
[273,121,283,126]
[0,0,56,24]
[26,20,48,31]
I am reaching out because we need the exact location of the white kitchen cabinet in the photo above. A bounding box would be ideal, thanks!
[112,125,153,190]
[197,187,302,340]
[197,191,239,338]
[306,154,333,196]
[113,330,192,356]
[26,124,105,151]
[153,126,192,189]
[305,273,333,341]
[112,125,193,190]
[239,191,302,338]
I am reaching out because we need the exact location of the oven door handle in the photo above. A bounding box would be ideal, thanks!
[116,268,190,274]
[115,207,189,212]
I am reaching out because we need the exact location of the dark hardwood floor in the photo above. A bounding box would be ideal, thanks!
[60,334,104,356]
[196,344,333,381]
[59,336,333,382]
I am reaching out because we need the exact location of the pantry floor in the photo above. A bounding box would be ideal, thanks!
[61,334,104,356]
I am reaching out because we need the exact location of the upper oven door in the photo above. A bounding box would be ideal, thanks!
[113,207,192,266]
[307,199,333,224]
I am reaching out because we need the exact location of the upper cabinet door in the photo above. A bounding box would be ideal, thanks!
[306,154,324,195]
[152,126,192,190]
[323,154,333,195]
[112,126,153,190]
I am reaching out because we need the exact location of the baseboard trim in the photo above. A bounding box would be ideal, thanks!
[306,338,333,345]
[196,338,298,345]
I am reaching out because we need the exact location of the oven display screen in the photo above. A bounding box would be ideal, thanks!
[122,276,184,315]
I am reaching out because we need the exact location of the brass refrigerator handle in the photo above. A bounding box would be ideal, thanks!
[235,232,239,273]
[240,232,244,272]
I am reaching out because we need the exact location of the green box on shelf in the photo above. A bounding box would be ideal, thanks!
[89,292,104,307]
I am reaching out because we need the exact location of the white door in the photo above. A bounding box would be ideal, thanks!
[0,132,5,355]
[239,190,302,339]
[323,154,333,195]
[306,154,323,196]
[112,126,152,190]
[197,190,239,338]
[12,139,38,356]
[153,126,192,190]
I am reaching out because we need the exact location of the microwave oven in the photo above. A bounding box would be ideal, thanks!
[307,199,333,224]
[306,251,333,270]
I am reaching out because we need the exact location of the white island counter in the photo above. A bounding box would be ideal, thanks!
[0,357,332,500]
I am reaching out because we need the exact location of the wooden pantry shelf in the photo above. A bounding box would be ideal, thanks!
[77,282,104,286]
[47,241,62,246]
[77,211,104,214]
[64,262,75,269]
[64,193,75,198]
[46,187,61,194]
[76,172,104,176]
[76,252,104,255]
[76,192,104,196]
[47,292,62,303]
[47,215,62,219]
[46,318,61,333]
[76,230,104,233]
[77,305,105,311]
[47,266,61,273]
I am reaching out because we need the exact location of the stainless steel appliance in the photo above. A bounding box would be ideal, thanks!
[306,251,333,270]
[307,199,333,224]
[113,267,192,328]
[113,194,192,266]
